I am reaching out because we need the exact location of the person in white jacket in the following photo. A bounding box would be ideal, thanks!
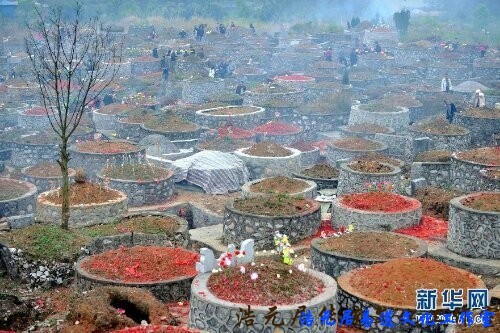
[441,74,452,92]
[472,89,486,107]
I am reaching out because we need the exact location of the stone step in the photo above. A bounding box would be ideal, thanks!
[317,131,343,141]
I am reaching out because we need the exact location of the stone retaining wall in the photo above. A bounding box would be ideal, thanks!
[291,111,350,133]
[373,133,413,162]
[479,171,500,192]
[17,113,51,130]
[194,106,265,129]
[349,77,387,89]
[223,199,321,249]
[331,195,421,231]
[191,203,224,229]
[456,114,500,147]
[450,156,497,192]
[21,167,76,193]
[326,142,388,164]
[116,119,148,142]
[241,177,317,199]
[181,79,226,104]
[0,179,37,219]
[447,194,500,259]
[336,162,402,196]
[68,145,145,178]
[0,111,18,129]
[349,105,409,132]
[92,109,124,132]
[9,142,59,168]
[339,126,395,140]
[298,147,321,167]
[131,59,162,75]
[410,162,451,187]
[188,270,338,333]
[410,129,471,152]
[311,234,427,278]
[292,172,338,190]
[141,124,203,142]
[255,131,304,145]
[36,188,128,228]
[243,89,305,107]
[96,171,175,207]
[234,147,302,180]
[427,64,470,81]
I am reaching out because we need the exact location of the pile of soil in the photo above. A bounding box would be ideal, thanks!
[318,232,419,259]
[22,107,50,116]
[119,109,156,124]
[456,147,500,166]
[348,160,393,173]
[74,141,139,154]
[80,246,199,283]
[252,121,301,135]
[302,164,339,179]
[80,215,180,237]
[43,182,122,205]
[233,196,315,216]
[250,84,293,94]
[103,164,171,181]
[415,150,452,162]
[250,176,309,194]
[330,137,383,151]
[347,258,480,307]
[465,107,500,119]
[412,118,469,135]
[461,193,500,212]
[359,101,402,113]
[98,104,130,115]
[0,179,31,201]
[63,287,173,333]
[345,123,391,134]
[289,141,317,152]
[414,187,462,219]
[341,192,418,213]
[207,259,324,305]
[216,126,255,139]
[355,152,402,167]
[396,216,448,240]
[275,74,314,81]
[144,116,198,132]
[199,137,252,152]
[208,106,258,116]
[243,142,293,157]
[24,163,63,178]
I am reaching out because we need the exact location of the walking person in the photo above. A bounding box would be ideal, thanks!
[441,74,452,92]
[444,100,457,124]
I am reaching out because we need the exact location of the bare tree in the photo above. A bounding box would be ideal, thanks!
[25,2,122,229]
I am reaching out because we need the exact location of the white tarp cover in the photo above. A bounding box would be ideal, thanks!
[171,150,249,194]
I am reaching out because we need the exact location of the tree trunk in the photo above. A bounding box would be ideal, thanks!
[60,138,70,230]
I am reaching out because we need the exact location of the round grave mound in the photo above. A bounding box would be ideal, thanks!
[216,125,256,140]
[22,163,76,192]
[311,231,427,278]
[76,246,199,302]
[340,123,394,139]
[195,105,265,129]
[293,164,340,190]
[241,176,317,199]
[451,147,500,192]
[289,141,321,167]
[336,161,402,196]
[457,107,500,146]
[36,182,128,228]
[447,192,500,259]
[337,258,486,332]
[98,163,174,207]
[93,103,132,131]
[142,116,202,141]
[252,121,303,145]
[326,137,387,164]
[0,178,37,219]
[243,83,304,106]
[17,107,52,130]
[189,259,338,332]
[332,191,422,231]
[411,118,471,151]
[223,196,321,249]
[349,102,409,131]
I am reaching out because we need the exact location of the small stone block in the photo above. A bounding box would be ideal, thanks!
[411,178,427,195]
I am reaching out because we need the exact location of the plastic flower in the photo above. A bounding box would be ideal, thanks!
[348,224,354,232]
[288,269,293,274]
[250,272,258,280]
[117,308,126,315]
[298,263,306,272]
[240,266,246,274]
[277,274,281,279]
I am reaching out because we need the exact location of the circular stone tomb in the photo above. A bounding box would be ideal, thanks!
[326,138,387,164]
[22,163,76,193]
[194,105,265,129]
[241,176,317,199]
[451,147,499,192]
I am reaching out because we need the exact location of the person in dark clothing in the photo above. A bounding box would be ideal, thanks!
[198,47,205,59]
[236,83,246,95]
[250,23,255,34]
[444,100,457,124]
[324,47,333,61]
[170,51,177,62]
[338,50,348,66]
[349,48,358,66]
[219,23,226,34]
[179,29,187,38]
[152,48,158,58]
[9,68,15,79]
[160,55,166,68]
[162,67,169,81]
[374,41,382,53]
[93,97,101,109]
[103,94,114,105]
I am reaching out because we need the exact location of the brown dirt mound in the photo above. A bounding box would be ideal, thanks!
[144,116,198,132]
[302,164,339,179]
[43,182,123,205]
[345,123,391,134]
[80,215,180,237]
[330,137,382,150]
[348,160,393,173]
[456,147,500,166]
[318,232,419,259]
[24,162,63,178]
[74,141,139,153]
[464,107,500,119]
[199,137,252,152]
[348,258,481,308]
[461,193,500,212]
[415,150,452,162]
[62,287,174,333]
[412,118,469,135]
[208,106,258,115]
[207,259,324,306]
[98,103,130,115]
[243,141,293,157]
[233,196,315,216]
[250,176,309,194]
[415,187,463,219]
[0,179,31,201]
[341,192,419,212]
[103,164,171,181]
[355,152,402,167]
